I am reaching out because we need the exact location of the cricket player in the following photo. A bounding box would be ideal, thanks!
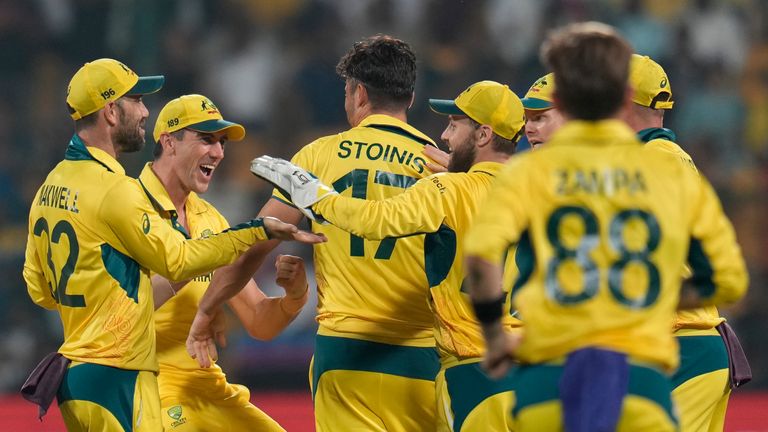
[464,22,748,432]
[186,35,441,431]
[144,94,311,431]
[519,73,565,149]
[622,54,751,432]
[22,59,323,431]
[250,80,526,432]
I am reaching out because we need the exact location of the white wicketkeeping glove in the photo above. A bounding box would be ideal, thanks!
[250,155,337,222]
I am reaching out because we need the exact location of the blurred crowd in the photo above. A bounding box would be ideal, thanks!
[2,0,767,391]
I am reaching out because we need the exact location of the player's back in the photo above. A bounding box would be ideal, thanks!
[289,114,435,345]
[478,120,746,371]
[24,138,156,371]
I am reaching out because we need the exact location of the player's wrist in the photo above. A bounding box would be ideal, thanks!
[280,285,309,315]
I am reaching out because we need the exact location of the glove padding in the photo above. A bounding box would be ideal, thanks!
[250,156,337,222]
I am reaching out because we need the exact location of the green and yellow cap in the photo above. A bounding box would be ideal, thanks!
[630,54,674,109]
[520,73,555,110]
[428,80,525,141]
[153,94,246,142]
[66,58,164,120]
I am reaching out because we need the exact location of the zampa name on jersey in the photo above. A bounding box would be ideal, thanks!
[555,168,647,196]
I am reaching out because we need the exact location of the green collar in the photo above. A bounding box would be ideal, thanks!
[637,127,676,143]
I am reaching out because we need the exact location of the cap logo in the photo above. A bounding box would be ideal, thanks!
[200,98,219,114]
[659,78,667,88]
[529,76,548,93]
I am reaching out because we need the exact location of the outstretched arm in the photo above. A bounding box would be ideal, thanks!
[186,199,305,367]
[228,254,309,341]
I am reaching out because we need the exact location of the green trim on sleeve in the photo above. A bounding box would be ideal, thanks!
[101,244,140,303]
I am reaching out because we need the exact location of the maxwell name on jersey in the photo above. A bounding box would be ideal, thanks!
[337,140,428,174]
[555,168,647,196]
[37,183,80,213]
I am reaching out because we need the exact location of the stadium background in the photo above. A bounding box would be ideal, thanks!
[1,0,767,430]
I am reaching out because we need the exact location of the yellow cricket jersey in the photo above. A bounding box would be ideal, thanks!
[465,121,748,371]
[639,128,724,330]
[138,164,230,380]
[23,135,269,372]
[275,114,436,346]
[314,162,522,364]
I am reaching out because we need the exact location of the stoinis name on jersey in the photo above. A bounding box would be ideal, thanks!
[337,140,427,174]
[555,168,647,196]
[37,183,80,213]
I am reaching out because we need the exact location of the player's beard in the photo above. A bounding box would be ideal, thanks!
[113,104,145,153]
[448,134,476,173]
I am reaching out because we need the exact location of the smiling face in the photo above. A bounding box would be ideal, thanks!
[168,129,227,194]
[524,107,565,149]
[440,115,478,173]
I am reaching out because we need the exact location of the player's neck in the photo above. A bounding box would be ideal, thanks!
[77,128,118,159]
[151,160,190,215]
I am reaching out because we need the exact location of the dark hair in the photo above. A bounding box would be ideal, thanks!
[336,34,416,111]
[468,117,517,155]
[69,105,99,132]
[154,129,185,159]
[541,22,632,120]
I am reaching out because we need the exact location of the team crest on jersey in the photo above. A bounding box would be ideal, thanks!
[200,228,214,238]
[167,405,188,427]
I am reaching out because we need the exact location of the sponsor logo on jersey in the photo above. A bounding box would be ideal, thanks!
[142,213,150,234]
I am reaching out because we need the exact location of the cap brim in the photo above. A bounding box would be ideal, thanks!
[188,119,246,141]
[428,99,466,116]
[127,75,165,96]
[521,97,553,110]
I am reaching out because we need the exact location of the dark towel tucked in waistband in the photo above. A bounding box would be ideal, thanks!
[20,352,70,420]
[716,322,752,389]
[559,347,629,432]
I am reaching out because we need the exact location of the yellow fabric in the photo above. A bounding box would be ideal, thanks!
[435,361,515,432]
[67,59,140,120]
[630,54,674,109]
[23,138,268,372]
[275,114,437,345]
[159,370,284,431]
[314,162,522,361]
[520,73,555,110]
[139,164,283,430]
[672,369,729,432]
[140,164,229,376]
[644,138,725,330]
[59,370,161,432]
[515,395,676,432]
[465,120,748,371]
[153,94,245,142]
[311,367,436,432]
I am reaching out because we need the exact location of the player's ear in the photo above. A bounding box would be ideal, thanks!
[102,101,119,127]
[476,125,493,147]
[354,82,368,109]
[407,92,415,110]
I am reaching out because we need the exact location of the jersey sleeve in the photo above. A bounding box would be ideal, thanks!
[686,175,748,306]
[465,160,530,264]
[313,174,447,240]
[23,230,57,310]
[100,179,268,281]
